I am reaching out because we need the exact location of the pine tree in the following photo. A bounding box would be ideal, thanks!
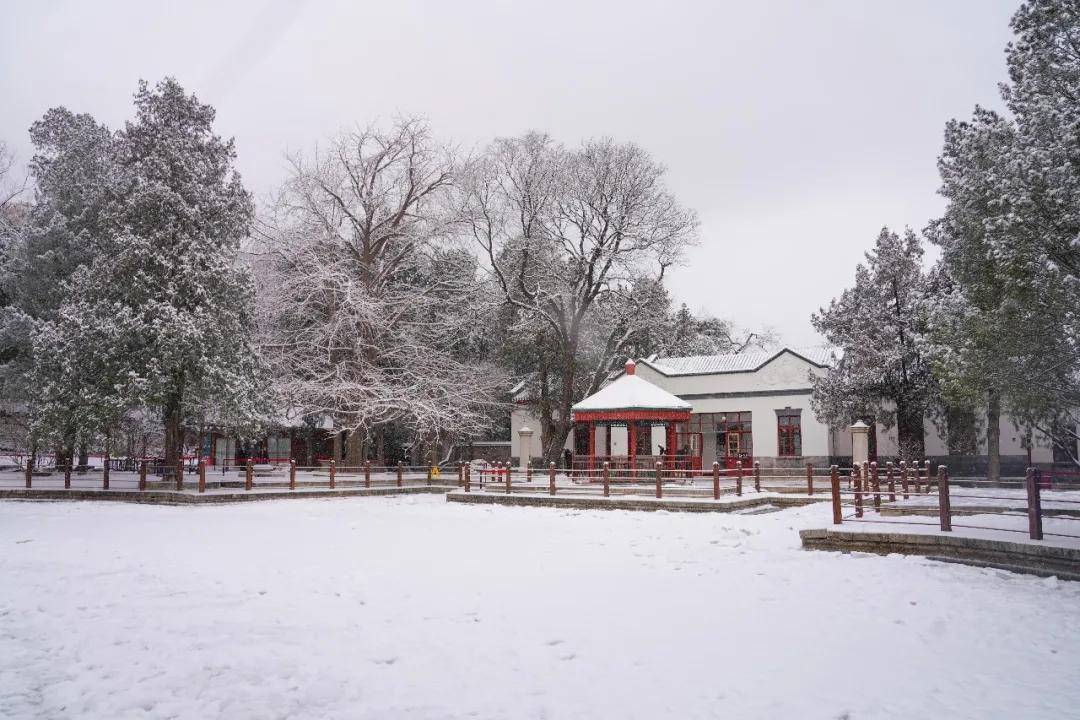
[811,227,939,460]
[33,78,268,477]
[929,0,1080,467]
[0,109,116,461]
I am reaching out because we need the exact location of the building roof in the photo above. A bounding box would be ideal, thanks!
[572,370,692,413]
[640,347,835,377]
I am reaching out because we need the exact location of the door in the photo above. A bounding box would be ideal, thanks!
[725,433,741,469]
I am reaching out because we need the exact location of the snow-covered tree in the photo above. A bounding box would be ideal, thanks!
[811,227,939,460]
[33,78,268,477]
[457,133,699,461]
[258,118,509,464]
[0,112,118,463]
[929,0,1080,468]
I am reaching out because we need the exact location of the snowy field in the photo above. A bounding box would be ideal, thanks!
[2,497,1079,719]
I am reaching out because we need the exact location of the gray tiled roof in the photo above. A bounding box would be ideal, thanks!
[642,347,836,376]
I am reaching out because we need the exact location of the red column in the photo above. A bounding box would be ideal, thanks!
[666,423,677,470]
[628,421,637,477]
[588,422,596,472]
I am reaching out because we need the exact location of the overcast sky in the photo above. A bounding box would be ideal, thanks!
[1,0,1020,347]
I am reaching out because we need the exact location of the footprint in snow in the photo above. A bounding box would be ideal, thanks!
[545,639,564,646]
[373,657,398,665]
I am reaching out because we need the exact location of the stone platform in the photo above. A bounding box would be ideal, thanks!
[0,485,454,505]
[800,527,1080,581]
[447,489,827,513]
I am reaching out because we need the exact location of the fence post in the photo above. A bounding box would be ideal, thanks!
[830,465,841,525]
[735,461,743,496]
[712,461,720,500]
[329,460,336,489]
[870,461,880,511]
[176,458,184,491]
[427,465,432,483]
[505,462,512,494]
[603,461,610,497]
[1026,467,1043,540]
[245,458,254,491]
[527,462,532,482]
[397,461,404,488]
[364,460,371,488]
[464,464,471,493]
[458,463,464,487]
[549,462,556,495]
[655,461,663,499]
[139,460,147,491]
[853,466,863,518]
[886,461,895,503]
[937,465,952,531]
[24,453,32,489]
[754,461,761,492]
[103,450,110,490]
[806,462,814,496]
[289,459,296,490]
[924,460,932,493]
[900,460,909,499]
[198,459,206,493]
[64,457,71,490]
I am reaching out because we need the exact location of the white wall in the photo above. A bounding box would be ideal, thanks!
[510,406,572,460]
[635,351,831,460]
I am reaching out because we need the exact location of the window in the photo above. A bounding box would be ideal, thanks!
[717,412,753,458]
[777,411,802,457]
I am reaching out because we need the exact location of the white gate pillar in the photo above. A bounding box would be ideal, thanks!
[518,426,534,472]
[850,420,870,466]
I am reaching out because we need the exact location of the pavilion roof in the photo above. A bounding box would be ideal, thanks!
[572,372,691,415]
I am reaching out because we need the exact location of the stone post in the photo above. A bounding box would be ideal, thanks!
[849,420,870,468]
[518,426,534,474]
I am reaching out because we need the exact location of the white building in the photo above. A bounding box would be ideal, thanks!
[511,347,1072,473]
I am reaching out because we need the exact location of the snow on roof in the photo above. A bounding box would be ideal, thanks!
[572,372,691,413]
[641,347,836,376]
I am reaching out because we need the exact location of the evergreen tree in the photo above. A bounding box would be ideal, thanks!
[0,110,116,461]
[33,78,267,476]
[929,0,1080,467]
[811,227,939,460]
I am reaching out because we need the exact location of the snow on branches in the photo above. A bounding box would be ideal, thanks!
[257,118,509,454]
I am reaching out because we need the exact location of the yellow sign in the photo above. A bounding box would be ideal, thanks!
[431,466,441,479]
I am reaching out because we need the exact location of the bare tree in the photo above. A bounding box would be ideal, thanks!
[258,118,508,464]
[457,134,699,461]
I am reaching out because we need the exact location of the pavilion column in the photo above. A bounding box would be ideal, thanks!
[588,421,596,474]
[628,421,638,478]
[666,423,677,470]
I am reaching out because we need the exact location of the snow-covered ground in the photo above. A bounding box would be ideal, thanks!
[2,497,1079,719]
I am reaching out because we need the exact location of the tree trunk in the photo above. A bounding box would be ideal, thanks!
[375,426,386,465]
[77,443,88,472]
[345,429,364,468]
[895,400,926,462]
[987,389,1001,482]
[163,395,184,481]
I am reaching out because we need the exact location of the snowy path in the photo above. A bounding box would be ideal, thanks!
[1,497,1079,719]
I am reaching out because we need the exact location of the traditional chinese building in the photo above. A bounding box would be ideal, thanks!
[511,347,1073,474]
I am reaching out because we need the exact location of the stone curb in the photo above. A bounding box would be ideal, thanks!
[447,491,780,513]
[0,486,454,506]
[800,527,1080,581]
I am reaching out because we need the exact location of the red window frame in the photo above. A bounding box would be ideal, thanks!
[777,411,802,457]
